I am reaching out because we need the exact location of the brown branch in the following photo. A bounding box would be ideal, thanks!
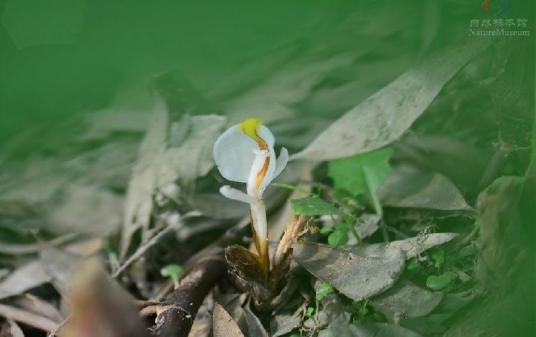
[149,221,250,336]
[152,255,226,337]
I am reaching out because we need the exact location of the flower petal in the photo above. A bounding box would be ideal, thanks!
[257,125,275,148]
[259,147,289,194]
[213,125,257,183]
[247,149,269,197]
[273,147,289,180]
[219,185,255,204]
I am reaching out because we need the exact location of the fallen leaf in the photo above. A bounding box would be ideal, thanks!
[325,315,423,337]
[189,294,214,337]
[379,163,471,211]
[0,304,57,333]
[224,54,354,124]
[354,322,423,337]
[243,306,269,337]
[350,233,458,259]
[6,319,25,337]
[120,100,226,258]
[47,184,123,236]
[0,234,76,255]
[156,114,226,187]
[420,291,480,337]
[212,303,245,337]
[0,261,50,300]
[291,41,488,161]
[83,106,150,139]
[371,280,443,322]
[293,242,405,301]
[270,314,301,337]
[120,102,168,258]
[64,141,139,189]
[39,246,80,296]
[309,287,346,328]
[475,176,524,284]
[16,294,63,323]
[356,214,380,239]
[0,158,70,204]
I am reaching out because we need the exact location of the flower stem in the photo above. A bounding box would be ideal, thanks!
[250,202,270,279]
[258,238,270,279]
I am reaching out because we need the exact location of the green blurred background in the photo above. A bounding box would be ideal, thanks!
[2,0,522,148]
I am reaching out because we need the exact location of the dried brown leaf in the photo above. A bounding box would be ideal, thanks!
[292,41,489,161]
[212,303,245,337]
[242,306,269,337]
[6,320,25,337]
[293,242,405,301]
[350,233,458,259]
[0,261,50,300]
[371,280,443,322]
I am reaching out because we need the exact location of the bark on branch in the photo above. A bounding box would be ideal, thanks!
[152,255,226,337]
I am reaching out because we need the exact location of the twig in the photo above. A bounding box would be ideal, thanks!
[114,211,203,278]
[152,255,226,337]
[112,225,174,278]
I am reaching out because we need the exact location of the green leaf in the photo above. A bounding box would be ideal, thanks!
[426,271,456,291]
[328,230,349,247]
[272,182,310,195]
[328,147,393,215]
[430,249,445,269]
[371,311,387,322]
[320,226,334,235]
[316,282,334,301]
[358,306,369,318]
[305,306,315,318]
[334,222,350,231]
[160,264,183,281]
[406,259,422,271]
[291,196,341,216]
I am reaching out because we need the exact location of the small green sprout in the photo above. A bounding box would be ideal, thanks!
[430,249,446,269]
[305,306,315,318]
[316,282,334,302]
[160,264,183,289]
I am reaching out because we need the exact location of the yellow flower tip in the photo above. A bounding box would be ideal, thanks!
[239,117,262,138]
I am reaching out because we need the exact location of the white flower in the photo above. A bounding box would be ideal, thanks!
[213,118,288,264]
